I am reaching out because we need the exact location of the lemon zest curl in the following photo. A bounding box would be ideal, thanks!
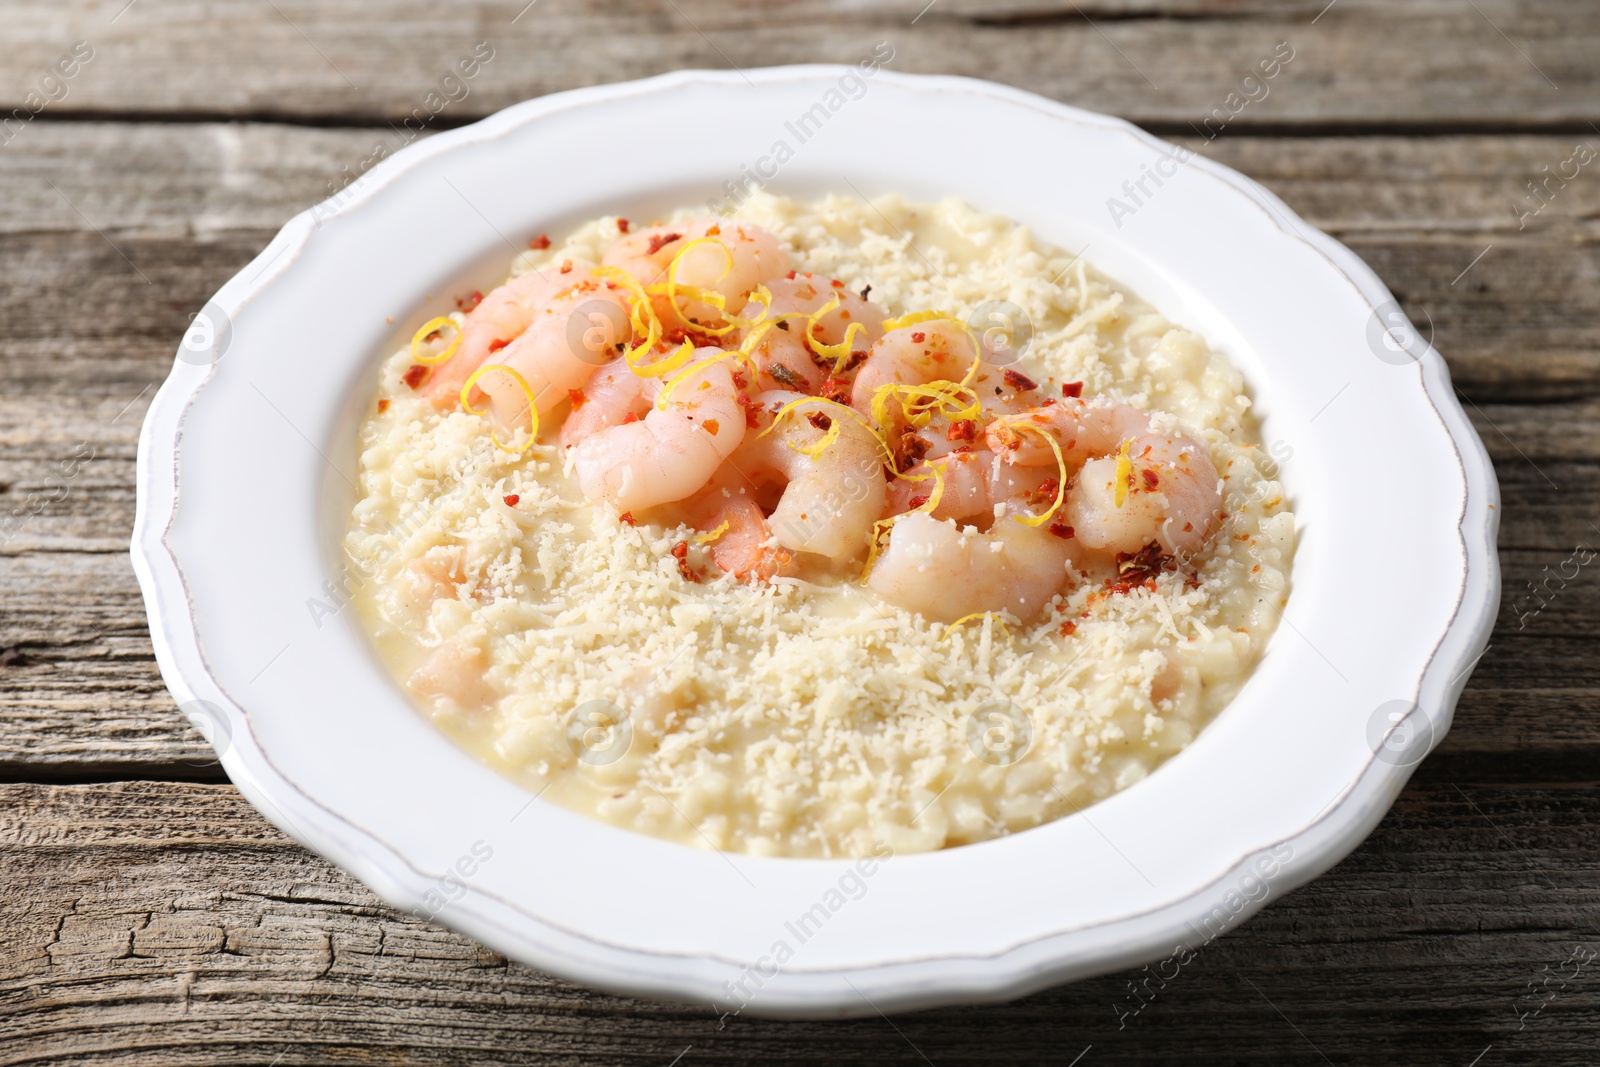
[460,363,539,454]
[410,316,463,366]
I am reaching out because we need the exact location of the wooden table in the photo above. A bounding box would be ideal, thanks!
[2,2,1596,1063]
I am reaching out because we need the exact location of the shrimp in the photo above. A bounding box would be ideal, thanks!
[602,219,788,322]
[985,397,1151,468]
[850,318,1036,428]
[1066,432,1222,558]
[573,350,746,512]
[402,547,468,608]
[724,391,887,561]
[885,450,1056,524]
[408,637,496,711]
[682,480,796,581]
[850,319,975,410]
[558,356,657,449]
[867,510,1072,624]
[471,274,635,430]
[739,272,888,394]
[742,319,825,395]
[419,267,594,402]
[989,397,1222,558]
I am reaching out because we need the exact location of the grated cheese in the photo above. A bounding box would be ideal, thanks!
[344,194,1296,858]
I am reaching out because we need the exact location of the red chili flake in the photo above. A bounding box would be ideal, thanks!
[1141,469,1160,489]
[670,540,699,582]
[567,389,587,410]
[785,269,798,280]
[1027,478,1060,507]
[831,279,844,288]
[1061,381,1084,398]
[663,324,719,349]
[619,511,635,526]
[702,418,721,435]
[622,411,639,424]
[893,428,932,473]
[1185,571,1201,590]
[616,218,630,233]
[456,290,484,313]
[377,398,390,414]
[402,365,429,390]
[646,231,684,256]
[503,494,520,507]
[946,419,977,443]
[775,320,790,331]
[949,444,973,454]
[806,410,833,431]
[735,392,762,428]
[1059,620,1077,637]
[1183,521,1194,533]
[907,494,931,510]
[1108,542,1173,595]
[706,223,721,236]
[819,377,852,405]
[911,331,926,344]
[1049,522,1075,539]
[559,259,573,274]
[1003,368,1039,392]
[529,234,551,250]
[844,349,870,371]
[487,338,510,353]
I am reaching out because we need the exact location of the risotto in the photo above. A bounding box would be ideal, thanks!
[345,193,1295,859]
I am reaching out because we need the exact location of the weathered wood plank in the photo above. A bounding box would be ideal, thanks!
[0,1,1595,128]
[0,780,1594,1065]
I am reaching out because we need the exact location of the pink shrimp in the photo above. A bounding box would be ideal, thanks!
[1066,433,1222,558]
[989,398,1223,558]
[984,397,1151,468]
[741,272,886,393]
[471,275,635,431]
[682,481,796,581]
[849,319,1037,432]
[419,265,633,435]
[885,450,1057,524]
[725,391,887,562]
[867,510,1073,624]
[572,350,746,512]
[602,219,788,324]
[558,356,657,450]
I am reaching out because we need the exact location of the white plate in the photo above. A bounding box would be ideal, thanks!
[132,67,1499,1018]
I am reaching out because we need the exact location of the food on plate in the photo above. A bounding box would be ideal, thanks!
[346,194,1295,858]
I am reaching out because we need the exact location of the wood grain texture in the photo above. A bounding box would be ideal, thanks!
[0,1,1595,129]
[0,780,1596,1066]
